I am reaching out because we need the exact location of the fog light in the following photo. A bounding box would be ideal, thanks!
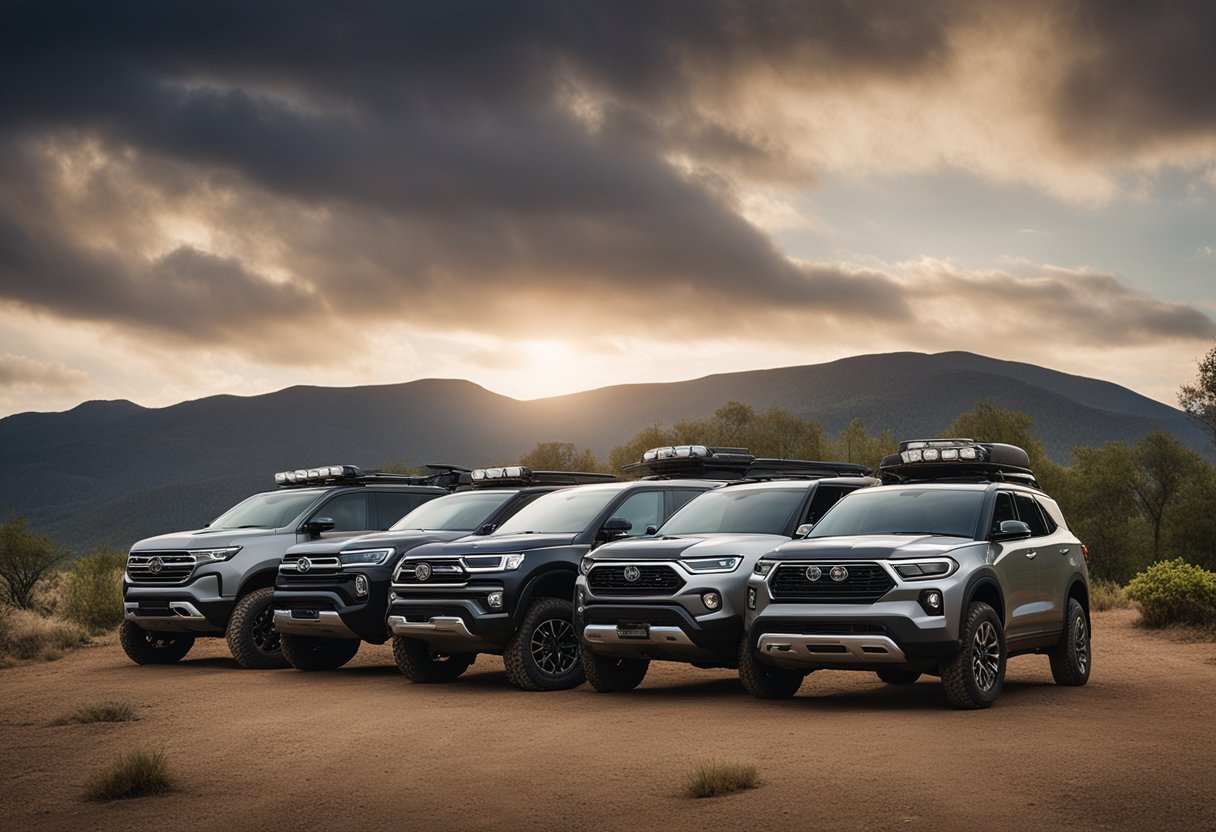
[702,591,721,611]
[390,592,397,601]
[747,587,757,610]
[354,574,369,597]
[576,588,585,614]
[919,589,944,616]
[487,591,504,610]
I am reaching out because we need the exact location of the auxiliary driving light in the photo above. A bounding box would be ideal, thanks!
[702,591,722,611]
[747,587,757,610]
[487,591,504,610]
[919,589,944,616]
[354,575,369,597]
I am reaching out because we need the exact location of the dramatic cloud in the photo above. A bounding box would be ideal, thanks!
[0,353,88,391]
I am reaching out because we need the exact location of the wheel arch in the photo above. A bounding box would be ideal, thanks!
[236,568,277,599]
[515,567,577,622]
[963,572,1006,628]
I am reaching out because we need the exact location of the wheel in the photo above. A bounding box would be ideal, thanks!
[119,620,194,665]
[940,601,1006,709]
[876,668,921,685]
[737,635,805,699]
[392,635,475,683]
[1048,598,1091,687]
[503,597,585,691]
[226,587,288,669]
[580,643,649,692]
[280,633,361,671]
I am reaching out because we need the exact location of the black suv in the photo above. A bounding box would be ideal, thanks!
[742,439,1091,709]
[575,458,874,692]
[272,467,614,670]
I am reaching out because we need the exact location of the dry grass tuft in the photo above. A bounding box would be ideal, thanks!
[84,750,174,801]
[0,607,87,667]
[1091,579,1131,612]
[684,759,758,798]
[51,700,137,726]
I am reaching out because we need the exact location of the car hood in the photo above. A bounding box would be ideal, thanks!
[592,533,787,561]
[130,527,279,551]
[407,532,580,558]
[284,529,475,557]
[765,534,975,561]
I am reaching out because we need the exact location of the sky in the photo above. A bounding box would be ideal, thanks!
[0,0,1214,417]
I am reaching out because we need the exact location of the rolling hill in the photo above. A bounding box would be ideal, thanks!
[0,351,1205,554]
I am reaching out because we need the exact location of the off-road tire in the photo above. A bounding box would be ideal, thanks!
[738,635,805,699]
[580,643,649,692]
[280,633,361,671]
[226,587,288,669]
[1048,598,1092,687]
[119,620,195,664]
[940,601,1006,709]
[503,597,585,691]
[392,635,475,683]
[876,668,921,685]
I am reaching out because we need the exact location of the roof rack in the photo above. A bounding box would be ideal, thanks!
[467,466,617,488]
[877,439,1040,489]
[622,445,872,481]
[275,464,471,490]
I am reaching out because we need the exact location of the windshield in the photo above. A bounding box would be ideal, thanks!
[210,490,324,529]
[391,491,515,532]
[808,488,984,539]
[660,487,804,536]
[493,487,617,536]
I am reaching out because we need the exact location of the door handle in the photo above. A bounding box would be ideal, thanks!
[1025,550,1038,559]
[1059,547,1070,555]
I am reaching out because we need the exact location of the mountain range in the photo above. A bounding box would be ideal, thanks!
[1,351,1204,554]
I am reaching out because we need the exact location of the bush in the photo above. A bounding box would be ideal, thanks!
[61,549,127,634]
[51,700,137,726]
[1125,558,1216,628]
[684,759,758,798]
[0,517,63,609]
[1090,579,1131,612]
[0,607,86,666]
[84,750,174,801]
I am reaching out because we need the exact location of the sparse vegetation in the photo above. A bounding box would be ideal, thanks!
[684,759,758,798]
[1090,579,1131,612]
[0,517,64,610]
[60,549,127,634]
[51,700,137,726]
[0,607,86,667]
[1126,558,1216,628]
[84,750,174,801]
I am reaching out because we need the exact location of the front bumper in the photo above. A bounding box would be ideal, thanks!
[578,602,740,666]
[273,609,360,639]
[386,594,513,652]
[273,572,391,643]
[122,575,230,634]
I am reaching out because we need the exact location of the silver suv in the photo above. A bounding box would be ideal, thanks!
[742,439,1091,709]
[120,465,451,668]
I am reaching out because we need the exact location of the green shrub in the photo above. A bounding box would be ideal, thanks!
[684,759,758,798]
[51,700,138,726]
[1125,558,1216,627]
[0,607,86,666]
[1090,579,1131,612]
[84,750,174,801]
[61,549,126,634]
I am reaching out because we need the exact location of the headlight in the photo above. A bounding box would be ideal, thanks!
[504,554,525,570]
[680,556,742,574]
[579,556,594,575]
[753,560,776,576]
[190,546,241,564]
[337,548,395,567]
[892,558,957,580]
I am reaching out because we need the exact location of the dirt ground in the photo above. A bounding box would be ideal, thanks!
[1,608,1214,832]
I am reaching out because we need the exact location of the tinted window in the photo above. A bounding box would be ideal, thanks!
[1014,493,1051,537]
[808,488,984,539]
[211,490,324,529]
[669,489,701,515]
[376,491,433,529]
[806,485,855,525]
[391,491,516,532]
[990,492,1017,537]
[660,488,805,535]
[494,487,620,536]
[315,492,369,532]
[610,491,664,537]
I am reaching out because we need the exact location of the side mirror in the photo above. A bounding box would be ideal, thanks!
[600,517,632,538]
[476,522,497,536]
[993,519,1031,541]
[645,524,658,536]
[794,523,814,539]
[304,517,336,539]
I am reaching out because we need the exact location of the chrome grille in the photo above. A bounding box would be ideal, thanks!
[588,564,684,595]
[394,559,467,585]
[126,552,196,585]
[769,562,894,603]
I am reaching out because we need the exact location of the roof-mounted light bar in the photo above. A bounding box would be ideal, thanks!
[879,439,1038,488]
[468,465,616,488]
[642,445,712,462]
[471,466,531,482]
[275,465,360,485]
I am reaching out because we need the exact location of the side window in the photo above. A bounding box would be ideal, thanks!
[805,486,852,526]
[1036,497,1064,533]
[610,491,664,537]
[375,491,431,529]
[990,492,1017,537]
[668,489,701,515]
[315,492,369,532]
[1014,493,1051,537]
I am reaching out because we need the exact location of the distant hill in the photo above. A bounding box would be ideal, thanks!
[0,351,1205,554]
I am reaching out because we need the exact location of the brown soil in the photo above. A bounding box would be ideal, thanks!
[2,609,1213,832]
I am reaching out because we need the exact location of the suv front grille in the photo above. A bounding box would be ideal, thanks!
[588,564,685,595]
[770,563,894,603]
[394,558,468,585]
[126,552,196,585]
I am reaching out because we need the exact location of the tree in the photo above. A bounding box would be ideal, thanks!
[1057,443,1153,582]
[0,517,63,609]
[946,400,1066,494]
[1179,345,1216,451]
[831,418,895,469]
[519,442,603,473]
[1128,432,1203,560]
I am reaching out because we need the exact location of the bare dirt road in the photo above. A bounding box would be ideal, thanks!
[2,609,1214,832]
